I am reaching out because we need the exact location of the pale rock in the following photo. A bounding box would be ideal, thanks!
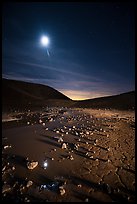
[61,143,67,149]
[27,161,38,170]
[26,180,33,188]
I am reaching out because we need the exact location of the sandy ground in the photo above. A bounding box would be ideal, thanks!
[2,108,135,202]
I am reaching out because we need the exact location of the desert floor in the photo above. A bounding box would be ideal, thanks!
[2,108,135,202]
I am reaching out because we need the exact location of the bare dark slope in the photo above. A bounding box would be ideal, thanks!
[73,91,135,110]
[2,78,72,110]
[2,78,135,111]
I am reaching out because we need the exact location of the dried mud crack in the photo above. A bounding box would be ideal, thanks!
[2,108,135,202]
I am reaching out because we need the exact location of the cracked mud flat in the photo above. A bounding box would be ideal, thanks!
[2,108,135,202]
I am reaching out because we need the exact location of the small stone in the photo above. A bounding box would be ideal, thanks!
[39,119,42,123]
[27,161,38,170]
[85,198,89,202]
[2,166,6,171]
[49,118,53,122]
[86,131,89,135]
[2,184,11,194]
[107,159,111,163]
[51,158,54,161]
[115,167,118,172]
[74,144,78,150]
[77,184,82,188]
[26,180,33,188]
[58,137,63,143]
[59,186,66,195]
[117,188,120,192]
[12,166,15,171]
[63,181,67,185]
[62,143,67,149]
[70,155,74,160]
[4,145,12,149]
[127,196,130,201]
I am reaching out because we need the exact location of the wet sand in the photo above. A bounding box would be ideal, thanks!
[2,108,135,202]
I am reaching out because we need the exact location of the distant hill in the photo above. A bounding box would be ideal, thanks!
[73,91,135,110]
[2,78,135,111]
[2,78,72,111]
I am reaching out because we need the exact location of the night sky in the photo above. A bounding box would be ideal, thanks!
[2,2,135,100]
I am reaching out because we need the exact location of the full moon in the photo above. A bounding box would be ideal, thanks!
[40,35,49,46]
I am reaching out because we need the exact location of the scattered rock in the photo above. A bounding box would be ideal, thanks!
[74,144,78,150]
[107,159,111,163]
[85,198,89,202]
[49,118,53,122]
[39,119,42,123]
[61,143,67,149]
[2,166,6,171]
[4,145,12,149]
[59,186,66,195]
[26,180,33,188]
[27,161,38,170]
[2,184,11,194]
[12,166,15,171]
[58,137,63,143]
[69,155,74,160]
[86,131,89,135]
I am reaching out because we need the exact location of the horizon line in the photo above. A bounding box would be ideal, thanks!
[2,77,135,101]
